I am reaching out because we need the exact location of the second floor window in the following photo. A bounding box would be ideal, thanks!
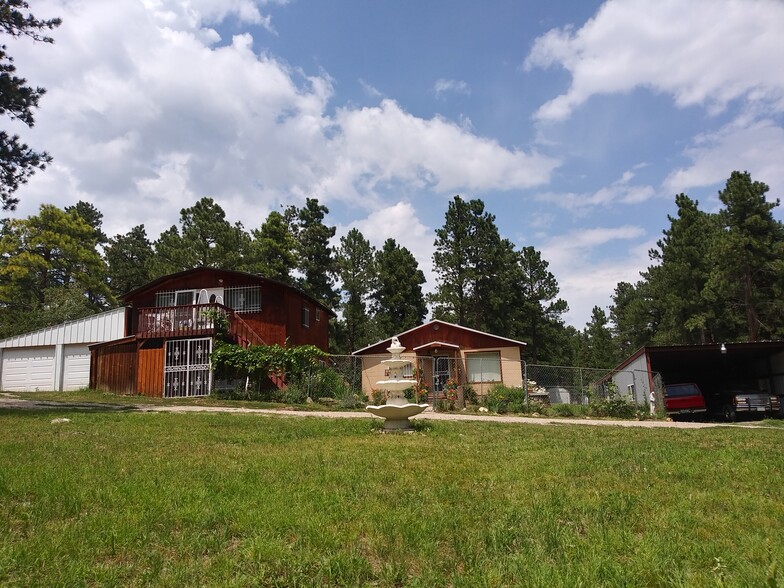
[224,286,261,313]
[302,305,310,327]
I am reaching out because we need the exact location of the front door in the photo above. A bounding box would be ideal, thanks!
[164,338,212,397]
[433,356,451,394]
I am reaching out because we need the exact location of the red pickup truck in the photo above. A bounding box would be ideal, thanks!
[663,383,707,419]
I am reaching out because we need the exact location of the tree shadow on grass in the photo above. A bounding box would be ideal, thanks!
[0,400,142,418]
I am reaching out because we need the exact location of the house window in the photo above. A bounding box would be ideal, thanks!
[224,285,261,313]
[301,305,310,327]
[155,290,197,307]
[466,351,502,383]
[315,308,321,322]
[155,291,176,307]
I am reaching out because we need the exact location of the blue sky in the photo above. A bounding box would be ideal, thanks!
[8,0,784,328]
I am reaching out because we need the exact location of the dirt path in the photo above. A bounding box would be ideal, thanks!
[0,393,763,429]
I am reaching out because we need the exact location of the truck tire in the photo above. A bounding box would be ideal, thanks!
[723,405,737,422]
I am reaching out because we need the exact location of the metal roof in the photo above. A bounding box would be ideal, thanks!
[0,308,127,348]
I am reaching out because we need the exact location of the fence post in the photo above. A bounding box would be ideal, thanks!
[523,360,528,408]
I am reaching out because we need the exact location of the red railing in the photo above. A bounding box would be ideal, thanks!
[136,303,266,347]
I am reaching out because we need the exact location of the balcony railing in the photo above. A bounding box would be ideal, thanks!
[136,303,266,346]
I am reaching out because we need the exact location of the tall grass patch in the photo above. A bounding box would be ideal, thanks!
[0,409,782,586]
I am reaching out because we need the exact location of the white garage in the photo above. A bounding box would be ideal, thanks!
[0,308,127,392]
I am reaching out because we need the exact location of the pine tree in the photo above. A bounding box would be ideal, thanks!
[105,225,154,297]
[293,198,338,308]
[646,193,724,344]
[152,197,248,274]
[0,204,111,336]
[0,1,61,209]
[515,246,569,363]
[372,239,426,336]
[431,195,510,331]
[710,171,784,341]
[335,228,376,353]
[246,210,297,282]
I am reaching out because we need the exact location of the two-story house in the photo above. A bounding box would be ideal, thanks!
[89,268,334,397]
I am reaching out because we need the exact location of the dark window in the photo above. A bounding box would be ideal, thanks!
[302,305,310,327]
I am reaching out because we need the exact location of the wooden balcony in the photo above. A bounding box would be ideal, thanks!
[135,303,265,346]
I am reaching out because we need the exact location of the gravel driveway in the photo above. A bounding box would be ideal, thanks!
[0,393,758,429]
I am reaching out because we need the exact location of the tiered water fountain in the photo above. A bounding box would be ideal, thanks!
[365,337,428,430]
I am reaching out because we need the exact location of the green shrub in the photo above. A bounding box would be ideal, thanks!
[370,389,385,405]
[462,384,477,405]
[485,385,527,414]
[337,390,367,409]
[588,394,640,419]
[551,403,589,418]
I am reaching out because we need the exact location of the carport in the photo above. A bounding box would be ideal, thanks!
[616,341,784,398]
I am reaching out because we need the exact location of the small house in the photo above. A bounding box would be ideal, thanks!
[352,320,527,399]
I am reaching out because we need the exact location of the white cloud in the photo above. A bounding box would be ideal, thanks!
[334,100,559,196]
[535,169,655,212]
[433,78,471,98]
[539,226,650,327]
[525,0,784,122]
[664,118,784,196]
[11,0,558,241]
[359,78,383,98]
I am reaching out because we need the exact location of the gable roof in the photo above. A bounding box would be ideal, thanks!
[120,267,335,316]
[352,319,527,355]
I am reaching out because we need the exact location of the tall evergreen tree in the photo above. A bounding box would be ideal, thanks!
[646,193,724,344]
[152,197,248,274]
[710,171,784,341]
[372,239,427,336]
[293,198,338,308]
[335,228,375,353]
[431,195,511,331]
[0,204,111,336]
[610,280,657,356]
[515,246,569,363]
[105,225,154,297]
[65,200,107,244]
[580,306,617,369]
[0,0,61,209]
[246,210,297,282]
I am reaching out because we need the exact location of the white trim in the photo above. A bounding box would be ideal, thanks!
[352,319,527,355]
[413,341,460,351]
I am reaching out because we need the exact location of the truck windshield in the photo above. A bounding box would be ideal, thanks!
[665,384,701,398]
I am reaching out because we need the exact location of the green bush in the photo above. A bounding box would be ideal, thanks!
[485,385,527,414]
[337,390,367,409]
[551,403,589,418]
[588,394,640,419]
[462,384,478,405]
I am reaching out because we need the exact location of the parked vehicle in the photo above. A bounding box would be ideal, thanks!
[707,386,781,422]
[663,383,707,419]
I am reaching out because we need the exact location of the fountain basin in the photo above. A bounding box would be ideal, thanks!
[366,403,429,430]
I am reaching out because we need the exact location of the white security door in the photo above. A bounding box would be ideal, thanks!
[1,347,55,392]
[164,338,212,398]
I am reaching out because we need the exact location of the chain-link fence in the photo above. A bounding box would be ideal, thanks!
[214,353,662,412]
[525,363,661,407]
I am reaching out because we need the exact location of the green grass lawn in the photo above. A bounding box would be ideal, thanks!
[1,409,782,587]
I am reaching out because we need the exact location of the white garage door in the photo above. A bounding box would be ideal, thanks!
[1,347,55,392]
[63,345,91,391]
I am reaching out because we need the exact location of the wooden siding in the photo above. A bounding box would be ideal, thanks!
[91,341,137,395]
[357,321,525,356]
[137,340,164,397]
[125,269,331,351]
